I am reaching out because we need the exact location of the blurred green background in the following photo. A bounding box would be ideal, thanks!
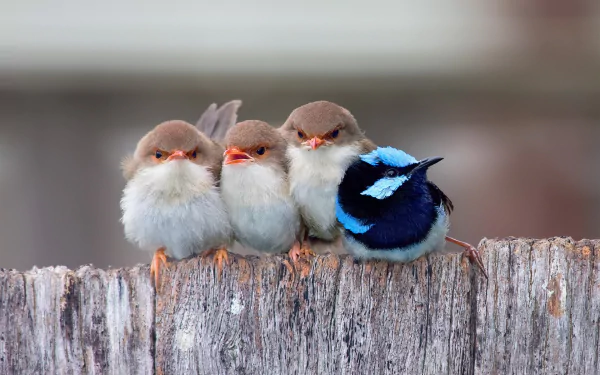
[1,0,599,270]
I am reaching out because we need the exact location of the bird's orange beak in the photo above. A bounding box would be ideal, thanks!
[308,137,325,150]
[224,147,253,165]
[167,150,188,161]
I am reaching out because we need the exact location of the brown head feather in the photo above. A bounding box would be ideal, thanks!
[121,120,224,180]
[279,101,366,147]
[225,120,288,170]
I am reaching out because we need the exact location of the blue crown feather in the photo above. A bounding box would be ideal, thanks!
[335,197,373,234]
[360,147,418,168]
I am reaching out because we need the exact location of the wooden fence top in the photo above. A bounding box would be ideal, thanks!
[0,237,597,374]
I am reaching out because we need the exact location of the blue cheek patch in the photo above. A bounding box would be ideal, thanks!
[360,147,418,168]
[361,175,409,200]
[336,197,373,234]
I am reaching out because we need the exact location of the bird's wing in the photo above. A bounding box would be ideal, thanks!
[195,100,242,142]
[358,137,378,154]
[427,181,454,215]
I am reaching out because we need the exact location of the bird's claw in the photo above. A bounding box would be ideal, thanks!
[150,248,168,292]
[288,241,302,262]
[446,236,488,280]
[300,243,316,259]
[462,245,488,280]
[288,240,315,265]
[202,247,230,276]
[214,248,230,274]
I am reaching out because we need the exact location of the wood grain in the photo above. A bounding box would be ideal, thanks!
[0,265,154,374]
[475,237,600,375]
[0,238,598,374]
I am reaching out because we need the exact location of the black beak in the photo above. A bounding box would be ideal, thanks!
[412,157,444,172]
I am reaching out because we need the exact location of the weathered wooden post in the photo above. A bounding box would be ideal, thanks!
[0,237,597,374]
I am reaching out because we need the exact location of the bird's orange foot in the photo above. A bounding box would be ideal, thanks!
[300,242,316,259]
[214,248,230,274]
[288,241,302,262]
[202,247,230,275]
[150,247,168,291]
[446,236,488,280]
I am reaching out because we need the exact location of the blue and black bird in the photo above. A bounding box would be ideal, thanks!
[335,146,487,278]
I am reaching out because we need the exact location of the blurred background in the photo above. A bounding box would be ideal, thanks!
[1,0,600,270]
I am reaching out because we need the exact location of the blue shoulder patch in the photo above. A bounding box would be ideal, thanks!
[361,175,409,199]
[360,146,418,168]
[335,197,373,234]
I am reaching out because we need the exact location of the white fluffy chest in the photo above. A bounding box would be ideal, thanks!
[221,163,300,252]
[287,144,360,239]
[120,161,231,259]
[221,163,289,206]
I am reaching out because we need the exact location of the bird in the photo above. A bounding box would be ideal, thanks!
[279,100,376,258]
[120,100,241,289]
[220,120,302,260]
[335,146,488,279]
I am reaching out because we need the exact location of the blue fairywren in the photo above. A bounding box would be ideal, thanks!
[335,146,487,279]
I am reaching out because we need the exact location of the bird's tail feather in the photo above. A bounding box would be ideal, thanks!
[195,100,243,142]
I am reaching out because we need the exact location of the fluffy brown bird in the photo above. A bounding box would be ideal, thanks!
[279,101,376,257]
[220,120,302,259]
[120,101,240,289]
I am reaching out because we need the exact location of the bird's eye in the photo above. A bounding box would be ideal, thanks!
[331,129,339,138]
[191,150,197,158]
[297,131,304,139]
[256,147,266,155]
[155,151,163,159]
[385,169,398,178]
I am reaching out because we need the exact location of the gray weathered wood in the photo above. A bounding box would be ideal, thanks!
[0,238,598,374]
[155,252,475,374]
[475,237,600,375]
[0,265,154,374]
